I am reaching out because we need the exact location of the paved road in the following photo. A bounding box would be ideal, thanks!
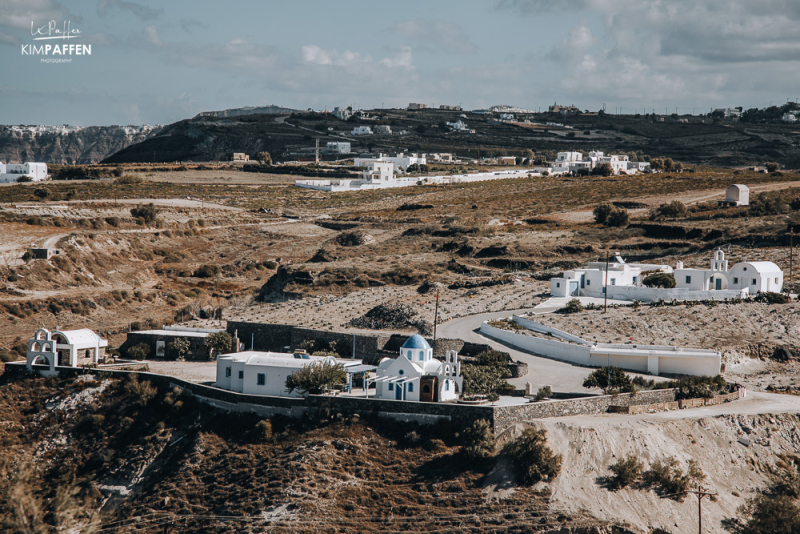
[437,308,600,392]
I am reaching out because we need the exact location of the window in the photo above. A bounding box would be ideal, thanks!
[610,278,616,285]
[419,351,424,361]
[398,369,404,376]
[685,276,691,284]
[733,277,738,284]
[408,383,414,392]
[586,279,591,286]
[775,277,779,283]
[388,383,394,391]
[225,367,231,377]
[238,370,244,379]
[752,278,757,285]
[743,267,747,271]
[632,277,637,284]
[556,282,560,288]
[257,373,265,385]
[445,381,450,391]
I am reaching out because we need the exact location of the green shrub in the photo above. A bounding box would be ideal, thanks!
[285,360,347,395]
[557,298,584,314]
[206,331,233,357]
[253,419,273,442]
[652,200,688,219]
[127,343,151,360]
[262,260,278,269]
[592,163,614,176]
[641,457,705,501]
[105,217,120,227]
[593,203,613,224]
[459,419,495,461]
[130,203,158,224]
[534,386,552,401]
[606,207,630,227]
[503,427,562,485]
[16,175,33,183]
[583,366,633,393]
[758,292,789,304]
[115,174,144,185]
[193,264,221,278]
[609,454,644,489]
[642,272,676,288]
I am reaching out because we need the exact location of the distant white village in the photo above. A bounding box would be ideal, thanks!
[295,150,650,192]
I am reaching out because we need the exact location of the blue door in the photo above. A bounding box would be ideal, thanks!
[396,382,403,400]
[715,278,722,290]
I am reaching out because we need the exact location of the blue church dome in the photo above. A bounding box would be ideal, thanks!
[402,334,431,350]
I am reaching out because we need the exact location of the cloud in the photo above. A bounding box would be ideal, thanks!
[391,19,477,54]
[301,45,372,67]
[179,18,207,34]
[97,0,163,21]
[545,23,594,62]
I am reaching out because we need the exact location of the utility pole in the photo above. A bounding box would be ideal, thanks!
[604,250,609,313]
[433,290,440,341]
[790,227,794,289]
[686,485,717,534]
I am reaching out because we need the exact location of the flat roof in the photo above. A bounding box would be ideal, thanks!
[131,330,211,338]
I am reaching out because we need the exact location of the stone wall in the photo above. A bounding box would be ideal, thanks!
[493,388,678,434]
[121,332,210,361]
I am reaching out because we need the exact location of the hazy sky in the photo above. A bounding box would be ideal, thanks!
[3,0,800,125]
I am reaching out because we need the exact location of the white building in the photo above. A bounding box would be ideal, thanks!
[552,151,645,175]
[333,106,353,120]
[782,113,797,123]
[446,120,469,131]
[326,141,351,154]
[723,184,749,206]
[714,107,742,119]
[374,125,392,135]
[371,335,462,402]
[551,250,783,302]
[354,153,426,172]
[351,126,373,136]
[215,350,367,397]
[26,327,108,375]
[0,162,48,183]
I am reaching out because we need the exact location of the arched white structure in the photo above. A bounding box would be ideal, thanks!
[26,327,107,374]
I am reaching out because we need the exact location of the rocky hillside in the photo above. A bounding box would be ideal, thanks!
[0,125,159,164]
[195,104,299,118]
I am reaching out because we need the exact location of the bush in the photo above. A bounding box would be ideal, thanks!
[750,192,789,216]
[592,163,614,176]
[285,360,347,395]
[642,272,676,288]
[609,454,644,489]
[503,428,562,485]
[130,203,158,224]
[606,207,630,227]
[557,298,584,314]
[765,162,780,173]
[262,260,278,269]
[652,200,688,219]
[583,366,632,393]
[115,174,144,185]
[33,188,49,198]
[758,291,789,304]
[459,419,495,461]
[253,419,273,442]
[126,343,150,360]
[534,386,552,401]
[641,457,705,501]
[256,152,272,165]
[193,264,221,278]
[593,203,613,224]
[739,495,800,534]
[16,175,33,183]
[206,331,233,357]
[105,217,120,227]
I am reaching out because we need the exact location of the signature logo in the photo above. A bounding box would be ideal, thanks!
[31,20,82,40]
[23,21,91,62]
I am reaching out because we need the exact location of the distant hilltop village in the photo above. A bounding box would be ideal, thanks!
[4,124,159,136]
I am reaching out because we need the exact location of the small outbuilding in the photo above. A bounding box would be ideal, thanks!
[26,327,108,375]
[721,184,749,207]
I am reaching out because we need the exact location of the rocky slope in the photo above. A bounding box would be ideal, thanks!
[0,125,159,164]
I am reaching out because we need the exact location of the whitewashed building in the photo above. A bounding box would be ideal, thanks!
[723,184,750,206]
[26,327,108,375]
[354,153,426,172]
[215,350,366,397]
[326,141,351,154]
[551,250,783,301]
[0,162,48,183]
[374,125,392,135]
[371,335,462,402]
[351,126,373,136]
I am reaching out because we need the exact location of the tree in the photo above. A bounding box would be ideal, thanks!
[415,124,427,134]
[663,157,675,171]
[609,454,645,489]
[592,162,614,176]
[593,203,613,224]
[652,200,688,220]
[168,337,190,361]
[765,161,780,173]
[583,366,633,393]
[642,272,676,288]
[206,331,233,358]
[503,428,562,484]
[459,419,495,461]
[285,360,347,395]
[130,203,158,225]
[606,207,630,227]
[256,151,272,165]
[126,342,150,360]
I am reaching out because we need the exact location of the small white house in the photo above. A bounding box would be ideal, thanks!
[326,141,351,154]
[354,153,426,172]
[351,126,373,136]
[0,162,48,183]
[674,250,783,293]
[724,184,749,206]
[26,327,108,375]
[374,125,392,135]
[215,351,365,397]
[371,335,462,402]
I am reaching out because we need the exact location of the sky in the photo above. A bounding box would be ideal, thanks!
[2,0,800,126]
